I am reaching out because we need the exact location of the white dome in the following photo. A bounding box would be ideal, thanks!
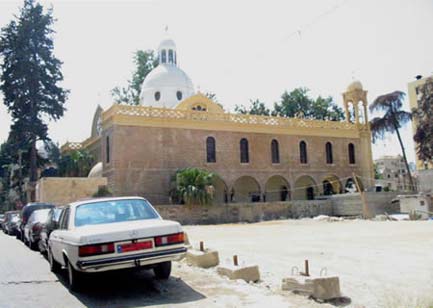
[88,162,103,178]
[140,37,194,108]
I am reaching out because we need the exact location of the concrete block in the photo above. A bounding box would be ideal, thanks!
[186,249,219,268]
[217,264,260,283]
[311,276,341,300]
[282,277,314,295]
[282,276,341,300]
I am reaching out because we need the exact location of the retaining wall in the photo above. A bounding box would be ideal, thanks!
[331,192,401,216]
[36,177,108,205]
[154,192,402,225]
[154,200,333,225]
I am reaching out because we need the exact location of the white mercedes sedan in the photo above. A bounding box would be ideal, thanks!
[48,197,186,291]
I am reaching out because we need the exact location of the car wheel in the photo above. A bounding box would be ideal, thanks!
[153,261,172,280]
[48,249,61,273]
[29,239,37,251]
[67,260,82,292]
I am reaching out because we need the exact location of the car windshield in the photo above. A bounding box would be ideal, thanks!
[75,199,159,227]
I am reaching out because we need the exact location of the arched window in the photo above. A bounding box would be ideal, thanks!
[271,139,280,163]
[348,143,356,164]
[154,91,161,101]
[106,135,110,164]
[168,49,174,63]
[176,91,183,101]
[161,49,167,63]
[326,142,333,164]
[299,141,307,164]
[206,137,216,163]
[240,138,249,163]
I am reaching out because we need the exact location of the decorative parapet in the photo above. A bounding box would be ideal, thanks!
[60,136,100,154]
[103,104,367,134]
[60,142,83,153]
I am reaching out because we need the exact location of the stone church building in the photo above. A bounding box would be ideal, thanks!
[62,36,374,205]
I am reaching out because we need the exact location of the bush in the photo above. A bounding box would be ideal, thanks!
[92,185,112,198]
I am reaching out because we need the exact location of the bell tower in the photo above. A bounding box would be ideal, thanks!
[342,81,368,125]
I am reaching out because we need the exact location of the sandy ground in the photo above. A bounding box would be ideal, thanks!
[182,219,433,308]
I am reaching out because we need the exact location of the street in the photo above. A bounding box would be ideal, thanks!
[0,230,321,308]
[0,232,207,308]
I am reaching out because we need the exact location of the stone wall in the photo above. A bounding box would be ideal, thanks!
[154,200,333,225]
[102,124,373,205]
[417,169,433,193]
[331,192,401,216]
[36,177,108,205]
[154,192,402,225]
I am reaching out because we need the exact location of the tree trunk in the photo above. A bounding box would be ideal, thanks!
[29,137,37,201]
[395,126,416,191]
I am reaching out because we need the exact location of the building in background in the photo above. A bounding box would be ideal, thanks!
[61,36,375,205]
[375,155,415,191]
[408,75,433,192]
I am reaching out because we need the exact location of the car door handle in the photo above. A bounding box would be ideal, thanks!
[58,237,64,240]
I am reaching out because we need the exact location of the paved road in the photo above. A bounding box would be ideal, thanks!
[0,232,205,308]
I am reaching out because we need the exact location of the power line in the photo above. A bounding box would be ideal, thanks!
[285,0,351,41]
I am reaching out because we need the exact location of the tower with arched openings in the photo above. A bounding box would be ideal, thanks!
[342,81,369,125]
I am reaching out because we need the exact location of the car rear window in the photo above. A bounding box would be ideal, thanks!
[32,209,50,223]
[75,199,159,227]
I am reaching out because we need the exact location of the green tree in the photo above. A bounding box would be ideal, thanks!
[205,92,218,102]
[413,77,433,166]
[112,50,158,105]
[235,99,270,116]
[58,149,94,177]
[369,91,415,191]
[273,88,344,121]
[0,0,68,201]
[171,168,214,205]
[374,163,383,180]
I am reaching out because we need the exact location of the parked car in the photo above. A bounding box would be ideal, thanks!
[39,207,63,254]
[3,211,20,235]
[24,209,52,250]
[18,203,55,241]
[48,197,187,291]
[0,214,4,230]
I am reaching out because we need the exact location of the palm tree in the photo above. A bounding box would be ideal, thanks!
[173,168,214,205]
[369,91,415,191]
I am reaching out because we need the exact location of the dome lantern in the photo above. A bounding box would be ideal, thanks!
[158,38,177,65]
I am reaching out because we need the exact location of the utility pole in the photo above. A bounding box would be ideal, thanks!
[352,172,371,219]
[18,149,23,203]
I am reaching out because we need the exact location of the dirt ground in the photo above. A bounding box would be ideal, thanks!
[178,219,433,308]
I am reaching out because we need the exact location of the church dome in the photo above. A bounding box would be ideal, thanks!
[347,80,363,92]
[140,37,194,108]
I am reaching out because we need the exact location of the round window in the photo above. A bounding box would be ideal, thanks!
[154,91,161,101]
[176,91,183,101]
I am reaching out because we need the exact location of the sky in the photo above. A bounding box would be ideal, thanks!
[0,0,432,163]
